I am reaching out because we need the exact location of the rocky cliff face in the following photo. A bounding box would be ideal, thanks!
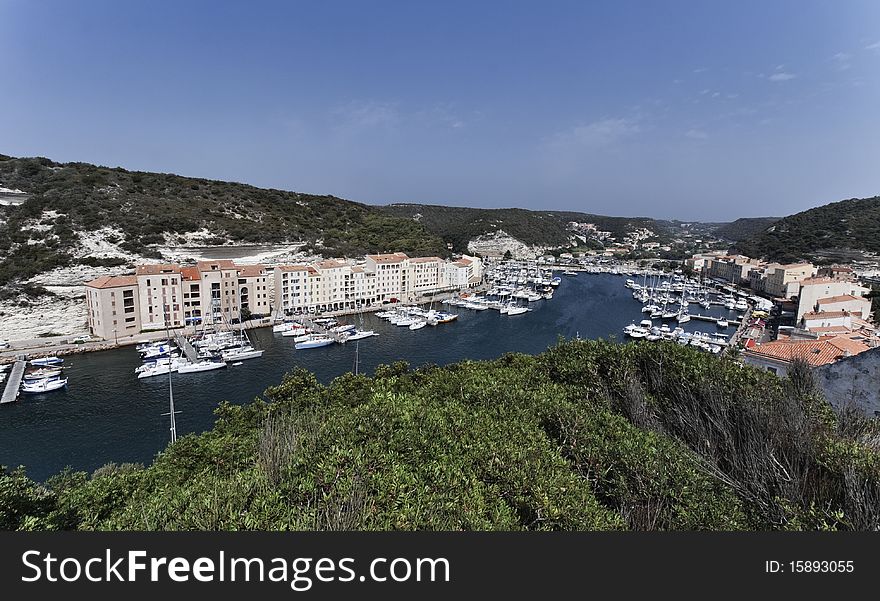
[466,229,551,260]
[816,347,880,416]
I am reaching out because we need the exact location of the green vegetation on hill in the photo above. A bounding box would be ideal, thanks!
[735,197,880,262]
[714,217,780,242]
[3,340,878,531]
[380,204,662,253]
[0,155,447,286]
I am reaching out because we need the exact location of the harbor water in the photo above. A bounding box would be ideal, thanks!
[0,274,745,480]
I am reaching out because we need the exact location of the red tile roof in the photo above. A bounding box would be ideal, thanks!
[745,336,870,367]
[135,264,180,276]
[197,260,237,271]
[802,310,850,320]
[817,294,865,305]
[367,252,408,263]
[237,264,266,277]
[85,275,138,289]
[180,266,200,281]
[314,259,347,270]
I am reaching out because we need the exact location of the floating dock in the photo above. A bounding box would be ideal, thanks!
[297,315,348,343]
[1,360,26,404]
[173,334,200,363]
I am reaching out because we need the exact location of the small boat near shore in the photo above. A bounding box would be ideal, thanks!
[30,356,63,367]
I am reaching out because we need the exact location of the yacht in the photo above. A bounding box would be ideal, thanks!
[676,312,691,324]
[220,346,264,361]
[177,360,227,374]
[295,336,335,350]
[346,330,378,341]
[409,320,427,330]
[716,318,729,329]
[506,305,529,316]
[30,356,63,367]
[21,377,68,393]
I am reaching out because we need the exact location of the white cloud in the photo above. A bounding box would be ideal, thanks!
[693,67,708,73]
[545,118,640,151]
[768,72,796,81]
[332,100,400,131]
[831,52,852,71]
[711,91,721,98]
[865,40,880,50]
[684,129,708,140]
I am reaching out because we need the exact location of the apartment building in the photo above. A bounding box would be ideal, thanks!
[366,253,409,302]
[796,277,871,320]
[84,275,140,340]
[237,264,271,318]
[756,262,815,298]
[272,253,484,315]
[197,260,240,325]
[135,264,184,330]
[407,257,443,295]
[707,255,765,285]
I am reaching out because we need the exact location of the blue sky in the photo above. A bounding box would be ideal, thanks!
[1,0,879,220]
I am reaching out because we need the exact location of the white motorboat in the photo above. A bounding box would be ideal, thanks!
[177,360,227,374]
[507,306,529,316]
[295,336,335,350]
[677,312,691,323]
[272,322,296,333]
[30,356,63,367]
[563,270,578,276]
[138,359,189,379]
[717,318,729,328]
[409,320,427,330]
[346,330,378,341]
[21,377,68,393]
[331,324,357,333]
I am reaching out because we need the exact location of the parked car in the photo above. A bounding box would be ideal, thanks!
[67,335,92,344]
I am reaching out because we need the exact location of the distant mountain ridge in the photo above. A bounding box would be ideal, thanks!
[715,217,780,242]
[379,203,662,253]
[0,154,447,286]
[735,196,880,263]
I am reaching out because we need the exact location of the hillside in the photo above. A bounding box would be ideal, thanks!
[0,155,447,287]
[379,203,663,254]
[735,196,880,262]
[714,217,780,242]
[3,340,878,531]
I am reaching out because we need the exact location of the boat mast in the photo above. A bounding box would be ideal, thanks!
[162,303,179,444]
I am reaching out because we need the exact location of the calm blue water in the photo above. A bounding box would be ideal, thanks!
[0,274,742,480]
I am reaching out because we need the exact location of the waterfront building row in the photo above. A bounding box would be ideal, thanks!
[84,254,483,340]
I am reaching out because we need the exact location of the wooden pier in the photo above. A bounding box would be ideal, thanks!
[1,360,26,404]
[689,314,743,326]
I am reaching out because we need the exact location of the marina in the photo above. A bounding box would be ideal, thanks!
[1,272,759,480]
